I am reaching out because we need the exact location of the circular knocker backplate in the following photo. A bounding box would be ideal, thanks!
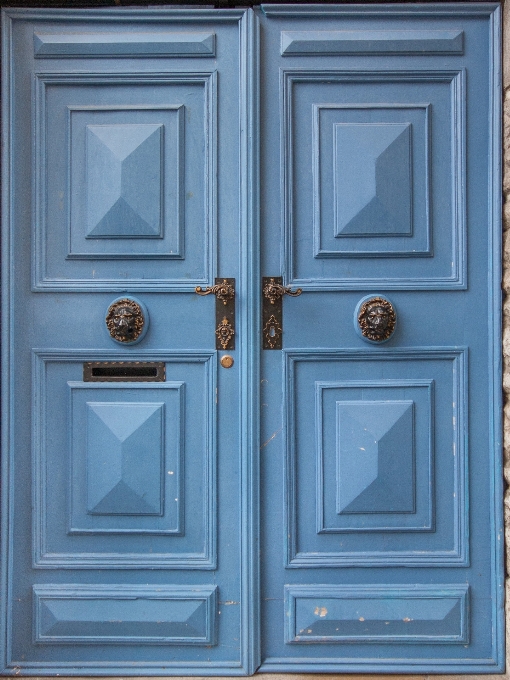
[355,295,396,344]
[105,296,149,345]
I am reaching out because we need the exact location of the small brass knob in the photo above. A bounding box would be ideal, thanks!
[220,355,234,369]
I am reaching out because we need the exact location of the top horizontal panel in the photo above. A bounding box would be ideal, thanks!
[281,29,464,56]
[262,3,499,16]
[34,31,216,58]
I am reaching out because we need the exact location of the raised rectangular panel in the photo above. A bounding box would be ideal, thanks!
[86,124,164,239]
[34,31,216,58]
[283,71,465,290]
[336,400,415,514]
[70,383,182,533]
[70,105,184,258]
[285,585,469,644]
[34,73,215,291]
[285,350,466,567]
[33,585,217,645]
[316,381,433,533]
[33,351,216,568]
[333,122,412,238]
[313,104,430,256]
[281,30,464,56]
[86,402,165,516]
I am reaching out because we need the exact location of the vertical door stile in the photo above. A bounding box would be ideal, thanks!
[238,7,261,674]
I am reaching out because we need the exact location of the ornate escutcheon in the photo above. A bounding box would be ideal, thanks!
[263,314,283,349]
[355,295,396,343]
[215,317,235,350]
[195,278,235,350]
[262,276,301,350]
[105,296,149,344]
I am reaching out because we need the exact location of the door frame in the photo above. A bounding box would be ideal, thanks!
[0,0,505,675]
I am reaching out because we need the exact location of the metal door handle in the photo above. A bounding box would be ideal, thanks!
[195,279,235,305]
[262,277,302,350]
[195,278,235,350]
[262,277,302,305]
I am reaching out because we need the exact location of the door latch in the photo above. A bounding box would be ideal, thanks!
[262,277,302,349]
[196,278,235,350]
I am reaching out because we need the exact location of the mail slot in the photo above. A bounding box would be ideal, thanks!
[83,361,166,382]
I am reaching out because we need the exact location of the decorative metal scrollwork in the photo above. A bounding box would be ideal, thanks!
[262,277,302,305]
[105,297,148,344]
[195,278,235,350]
[263,314,282,349]
[195,279,235,305]
[356,296,396,343]
[215,317,235,350]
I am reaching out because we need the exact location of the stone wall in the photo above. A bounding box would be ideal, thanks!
[503,0,510,674]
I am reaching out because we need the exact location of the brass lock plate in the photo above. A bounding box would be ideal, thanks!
[214,278,235,350]
[262,276,283,350]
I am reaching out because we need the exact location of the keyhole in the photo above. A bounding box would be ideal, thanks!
[269,326,276,337]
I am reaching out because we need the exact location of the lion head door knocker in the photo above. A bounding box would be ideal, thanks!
[105,297,149,345]
[355,295,396,343]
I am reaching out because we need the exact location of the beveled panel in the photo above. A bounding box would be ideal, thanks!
[34,584,218,645]
[285,585,469,644]
[71,385,180,532]
[86,124,163,239]
[34,31,216,58]
[34,73,216,291]
[33,351,216,568]
[86,402,164,515]
[70,105,183,259]
[280,29,464,56]
[336,400,415,514]
[316,381,432,533]
[333,123,412,237]
[285,350,466,567]
[282,70,465,289]
[313,103,430,257]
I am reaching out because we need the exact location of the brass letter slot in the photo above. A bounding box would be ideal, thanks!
[83,361,166,382]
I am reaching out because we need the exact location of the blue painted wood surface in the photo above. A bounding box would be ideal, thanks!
[258,2,503,674]
[0,3,503,675]
[1,7,259,675]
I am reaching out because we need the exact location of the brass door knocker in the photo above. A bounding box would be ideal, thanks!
[105,296,149,344]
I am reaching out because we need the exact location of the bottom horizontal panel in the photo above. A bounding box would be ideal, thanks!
[285,584,469,644]
[33,584,218,645]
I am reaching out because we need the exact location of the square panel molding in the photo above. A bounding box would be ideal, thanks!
[69,107,184,257]
[281,70,465,290]
[284,349,467,567]
[33,73,217,291]
[313,104,430,257]
[316,380,434,533]
[69,383,184,534]
[32,350,216,569]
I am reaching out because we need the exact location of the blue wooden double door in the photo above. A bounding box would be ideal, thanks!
[1,4,504,675]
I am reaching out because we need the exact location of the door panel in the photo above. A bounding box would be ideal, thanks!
[1,8,258,675]
[258,3,503,673]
